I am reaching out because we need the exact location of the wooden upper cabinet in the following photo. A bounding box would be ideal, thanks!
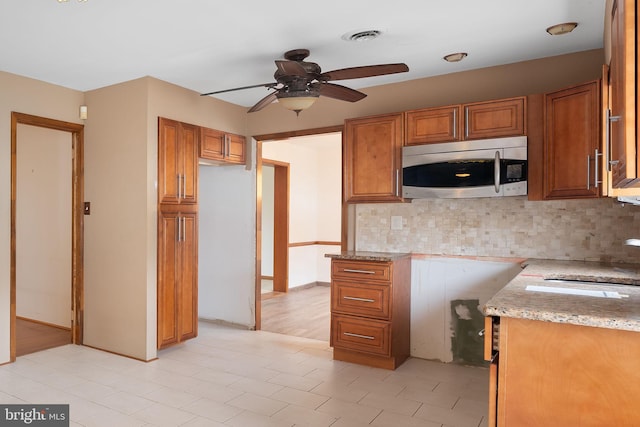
[543,81,601,200]
[404,97,525,145]
[608,0,638,188]
[200,127,246,165]
[344,113,404,203]
[464,97,526,140]
[158,117,198,205]
[405,105,461,145]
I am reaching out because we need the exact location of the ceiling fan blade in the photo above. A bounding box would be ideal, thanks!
[275,60,307,77]
[200,82,276,96]
[248,91,278,113]
[317,83,367,102]
[320,63,409,81]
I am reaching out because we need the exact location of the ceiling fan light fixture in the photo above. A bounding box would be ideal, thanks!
[546,22,578,35]
[276,91,320,115]
[443,52,468,63]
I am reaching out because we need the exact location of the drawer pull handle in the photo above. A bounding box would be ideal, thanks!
[343,296,375,303]
[343,269,376,275]
[344,332,375,340]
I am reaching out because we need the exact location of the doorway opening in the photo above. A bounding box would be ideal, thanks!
[10,112,84,361]
[255,126,344,342]
[261,160,289,296]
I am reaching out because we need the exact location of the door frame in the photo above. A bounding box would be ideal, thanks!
[10,112,84,361]
[262,160,290,293]
[253,125,343,331]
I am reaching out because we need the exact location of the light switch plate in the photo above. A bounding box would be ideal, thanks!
[391,215,403,230]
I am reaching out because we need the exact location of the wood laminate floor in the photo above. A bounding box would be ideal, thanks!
[16,318,72,357]
[261,284,330,342]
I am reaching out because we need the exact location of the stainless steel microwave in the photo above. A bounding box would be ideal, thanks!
[402,136,527,199]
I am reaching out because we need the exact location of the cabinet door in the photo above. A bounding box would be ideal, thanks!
[157,210,198,349]
[484,316,499,427]
[158,118,198,205]
[226,133,246,164]
[497,318,640,427]
[405,106,461,145]
[200,127,226,161]
[543,81,600,199]
[180,123,199,204]
[464,97,525,140]
[159,118,181,204]
[609,0,637,188]
[344,113,403,202]
[157,210,179,349]
[178,212,198,343]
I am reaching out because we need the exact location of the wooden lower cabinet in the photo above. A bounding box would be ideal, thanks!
[330,256,410,370]
[486,316,640,426]
[157,209,198,349]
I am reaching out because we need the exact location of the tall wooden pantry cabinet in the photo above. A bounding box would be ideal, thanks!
[157,117,199,349]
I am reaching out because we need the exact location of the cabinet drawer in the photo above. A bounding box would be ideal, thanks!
[332,280,390,319]
[332,260,391,282]
[331,314,391,356]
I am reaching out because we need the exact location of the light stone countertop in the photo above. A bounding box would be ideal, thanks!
[325,251,412,262]
[484,259,640,332]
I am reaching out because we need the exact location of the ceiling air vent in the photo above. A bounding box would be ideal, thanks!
[343,30,382,42]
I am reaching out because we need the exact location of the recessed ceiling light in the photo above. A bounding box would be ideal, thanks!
[546,22,578,35]
[342,30,382,42]
[443,52,468,63]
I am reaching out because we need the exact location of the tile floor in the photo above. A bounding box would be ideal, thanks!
[0,322,489,427]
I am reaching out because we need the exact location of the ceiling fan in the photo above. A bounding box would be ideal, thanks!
[200,49,409,115]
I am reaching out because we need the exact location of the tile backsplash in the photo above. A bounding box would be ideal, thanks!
[355,197,640,263]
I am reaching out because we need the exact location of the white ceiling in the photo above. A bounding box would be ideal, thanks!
[1,0,606,109]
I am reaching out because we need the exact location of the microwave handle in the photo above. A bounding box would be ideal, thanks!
[494,151,500,193]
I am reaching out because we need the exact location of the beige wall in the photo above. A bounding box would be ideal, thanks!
[82,77,251,360]
[83,78,152,360]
